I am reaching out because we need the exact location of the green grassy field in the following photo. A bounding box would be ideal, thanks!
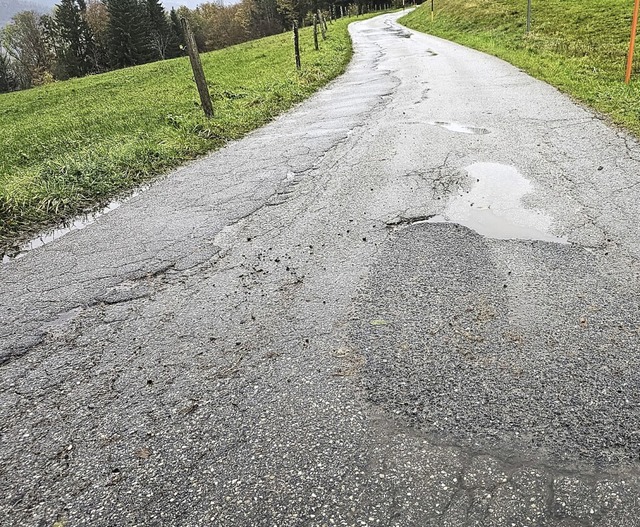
[401,0,640,133]
[0,16,366,254]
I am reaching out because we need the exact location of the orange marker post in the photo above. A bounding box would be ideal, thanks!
[625,0,640,84]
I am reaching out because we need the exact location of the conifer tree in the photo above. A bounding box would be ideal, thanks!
[169,8,185,53]
[105,0,154,68]
[52,0,96,78]
[146,0,180,59]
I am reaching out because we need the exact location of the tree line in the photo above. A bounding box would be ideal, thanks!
[0,0,400,94]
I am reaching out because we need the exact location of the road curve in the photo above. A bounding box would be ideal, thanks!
[2,11,640,526]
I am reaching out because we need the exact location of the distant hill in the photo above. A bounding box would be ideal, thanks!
[0,0,49,27]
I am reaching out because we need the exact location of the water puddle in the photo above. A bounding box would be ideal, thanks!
[429,121,490,135]
[2,189,145,264]
[428,162,568,244]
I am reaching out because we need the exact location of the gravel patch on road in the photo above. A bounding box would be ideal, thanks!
[353,222,640,466]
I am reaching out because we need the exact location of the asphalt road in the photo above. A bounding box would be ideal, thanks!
[2,11,640,526]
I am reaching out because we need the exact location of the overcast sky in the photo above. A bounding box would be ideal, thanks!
[163,1,201,8]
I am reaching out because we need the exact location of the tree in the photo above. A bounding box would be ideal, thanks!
[0,42,15,93]
[85,0,110,71]
[169,8,185,51]
[198,2,246,51]
[50,0,97,78]
[105,0,154,68]
[146,0,180,59]
[175,6,206,52]
[237,0,284,39]
[274,0,311,28]
[2,11,53,89]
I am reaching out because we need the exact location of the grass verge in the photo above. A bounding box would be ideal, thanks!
[400,1,640,134]
[0,15,374,254]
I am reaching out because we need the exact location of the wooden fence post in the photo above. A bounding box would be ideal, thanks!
[180,17,213,119]
[293,21,301,70]
[313,15,319,51]
[318,10,327,39]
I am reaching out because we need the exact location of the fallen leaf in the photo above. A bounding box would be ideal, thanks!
[135,448,151,460]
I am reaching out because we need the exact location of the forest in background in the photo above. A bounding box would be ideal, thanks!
[0,0,397,93]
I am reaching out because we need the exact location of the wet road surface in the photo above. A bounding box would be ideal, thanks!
[2,11,640,526]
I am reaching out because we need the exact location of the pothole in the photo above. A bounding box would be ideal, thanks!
[385,215,436,228]
[429,162,567,244]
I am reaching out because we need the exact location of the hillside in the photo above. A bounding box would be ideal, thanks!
[400,0,640,136]
[0,15,358,253]
[0,0,49,26]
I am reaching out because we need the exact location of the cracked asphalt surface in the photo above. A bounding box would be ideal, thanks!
[2,11,640,526]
